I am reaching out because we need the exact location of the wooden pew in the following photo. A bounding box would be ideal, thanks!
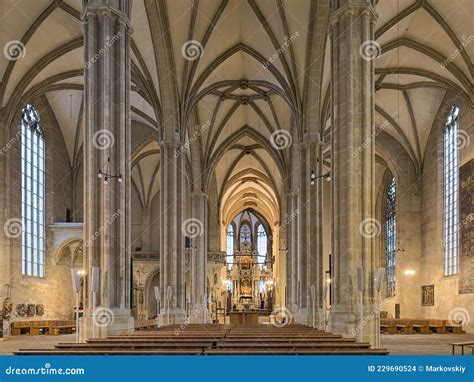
[395,319,413,334]
[15,324,389,356]
[445,320,462,334]
[51,320,76,335]
[429,319,446,334]
[410,319,429,334]
[380,319,396,334]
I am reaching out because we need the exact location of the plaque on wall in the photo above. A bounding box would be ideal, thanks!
[421,285,434,306]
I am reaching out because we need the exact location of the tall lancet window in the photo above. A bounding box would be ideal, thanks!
[257,225,267,269]
[385,177,396,297]
[443,104,460,276]
[21,104,45,277]
[226,225,234,269]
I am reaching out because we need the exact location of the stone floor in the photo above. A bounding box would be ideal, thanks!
[381,333,474,355]
[0,333,473,355]
[0,334,75,355]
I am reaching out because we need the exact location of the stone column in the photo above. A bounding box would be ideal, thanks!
[286,191,298,314]
[297,141,323,327]
[329,0,377,345]
[296,143,308,323]
[190,191,208,320]
[158,143,186,324]
[82,0,134,338]
[140,206,151,252]
[0,110,11,309]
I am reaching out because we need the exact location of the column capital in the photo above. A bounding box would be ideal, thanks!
[81,3,133,32]
[330,2,378,28]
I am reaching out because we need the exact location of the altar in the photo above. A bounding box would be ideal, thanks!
[226,242,273,312]
[229,311,259,325]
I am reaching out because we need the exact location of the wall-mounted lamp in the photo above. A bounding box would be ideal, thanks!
[404,269,416,276]
[310,170,331,186]
[97,157,122,184]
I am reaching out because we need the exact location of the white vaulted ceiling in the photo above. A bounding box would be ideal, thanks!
[1,0,472,199]
[320,0,473,169]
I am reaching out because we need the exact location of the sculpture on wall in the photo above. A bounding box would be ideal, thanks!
[27,304,36,316]
[421,285,434,306]
[36,304,44,316]
[2,298,12,320]
[16,304,27,316]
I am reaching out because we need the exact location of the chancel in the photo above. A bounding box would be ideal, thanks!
[0,0,472,356]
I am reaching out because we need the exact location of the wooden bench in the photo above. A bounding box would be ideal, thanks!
[134,319,157,331]
[14,324,389,356]
[380,319,397,334]
[50,325,76,335]
[15,349,203,355]
[429,319,446,334]
[11,321,31,335]
[445,320,463,334]
[205,349,388,355]
[396,319,413,334]
[410,319,429,334]
[11,320,76,335]
[450,341,474,355]
[380,318,463,335]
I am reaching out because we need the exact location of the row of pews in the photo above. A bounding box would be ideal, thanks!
[380,319,463,334]
[15,324,388,355]
[11,320,76,336]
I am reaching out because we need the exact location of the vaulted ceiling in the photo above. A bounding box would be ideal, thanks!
[1,0,472,214]
[321,0,473,169]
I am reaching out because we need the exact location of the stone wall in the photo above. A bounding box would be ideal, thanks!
[6,97,75,325]
[375,132,422,320]
[420,94,474,332]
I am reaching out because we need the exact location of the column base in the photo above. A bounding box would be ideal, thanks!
[80,308,134,341]
[329,308,377,347]
[185,304,209,324]
[295,307,322,328]
[157,307,187,326]
[295,307,310,326]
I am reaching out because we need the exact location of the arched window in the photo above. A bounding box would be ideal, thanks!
[21,104,45,277]
[240,223,251,243]
[385,177,396,297]
[444,104,460,276]
[257,225,267,269]
[226,225,234,269]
